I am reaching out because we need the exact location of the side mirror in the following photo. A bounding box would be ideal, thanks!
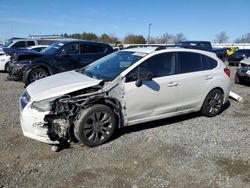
[135,71,153,87]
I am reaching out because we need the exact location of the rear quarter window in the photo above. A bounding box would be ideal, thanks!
[202,55,218,70]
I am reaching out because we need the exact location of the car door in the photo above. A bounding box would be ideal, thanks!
[175,51,213,112]
[54,43,82,72]
[124,52,179,124]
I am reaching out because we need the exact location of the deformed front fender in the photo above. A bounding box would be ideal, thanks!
[22,63,53,86]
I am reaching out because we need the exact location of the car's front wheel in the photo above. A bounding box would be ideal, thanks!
[74,104,117,147]
[28,68,49,84]
[201,89,224,117]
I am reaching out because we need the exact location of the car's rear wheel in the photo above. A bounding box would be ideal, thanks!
[74,104,116,147]
[201,89,224,117]
[28,68,49,84]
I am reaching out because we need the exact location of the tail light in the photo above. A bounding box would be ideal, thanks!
[224,67,230,77]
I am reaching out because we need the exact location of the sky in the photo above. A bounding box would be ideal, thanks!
[0,0,249,42]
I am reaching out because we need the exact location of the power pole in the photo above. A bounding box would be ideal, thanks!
[147,23,152,44]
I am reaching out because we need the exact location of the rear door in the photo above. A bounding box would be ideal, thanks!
[175,52,214,111]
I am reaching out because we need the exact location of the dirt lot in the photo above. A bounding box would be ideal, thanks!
[0,66,249,188]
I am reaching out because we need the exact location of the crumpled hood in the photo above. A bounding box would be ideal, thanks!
[26,71,101,101]
[16,50,42,61]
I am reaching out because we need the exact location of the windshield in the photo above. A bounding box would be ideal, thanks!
[40,42,65,55]
[81,51,146,81]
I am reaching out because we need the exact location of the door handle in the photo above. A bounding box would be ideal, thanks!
[205,75,213,80]
[168,82,178,87]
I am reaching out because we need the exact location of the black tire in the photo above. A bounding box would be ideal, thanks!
[74,104,116,147]
[234,73,242,84]
[201,89,224,117]
[5,62,10,72]
[28,68,49,84]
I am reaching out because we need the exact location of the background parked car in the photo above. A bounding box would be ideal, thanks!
[0,38,39,55]
[0,45,49,73]
[235,57,250,85]
[225,46,239,56]
[177,41,228,62]
[228,49,250,66]
[7,45,49,80]
[21,40,114,86]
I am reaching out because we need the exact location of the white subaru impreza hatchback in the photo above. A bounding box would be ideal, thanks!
[19,47,231,147]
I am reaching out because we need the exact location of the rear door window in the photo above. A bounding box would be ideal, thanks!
[60,43,80,55]
[27,41,35,46]
[81,44,106,54]
[177,52,202,73]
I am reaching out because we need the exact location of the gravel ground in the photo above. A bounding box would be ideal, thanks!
[0,66,249,188]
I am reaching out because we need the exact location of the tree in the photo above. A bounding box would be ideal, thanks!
[70,33,81,39]
[68,32,98,40]
[174,33,186,43]
[234,33,250,43]
[161,33,175,44]
[81,32,98,40]
[99,33,120,44]
[62,33,68,37]
[214,32,229,43]
[123,34,146,44]
[150,33,186,44]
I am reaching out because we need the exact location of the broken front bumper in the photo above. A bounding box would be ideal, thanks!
[8,64,24,81]
[19,99,59,144]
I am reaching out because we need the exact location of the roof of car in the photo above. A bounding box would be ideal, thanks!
[55,39,110,45]
[122,46,217,58]
[123,47,160,54]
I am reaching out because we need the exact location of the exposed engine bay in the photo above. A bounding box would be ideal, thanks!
[44,83,125,144]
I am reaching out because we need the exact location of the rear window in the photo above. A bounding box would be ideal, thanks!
[81,44,107,54]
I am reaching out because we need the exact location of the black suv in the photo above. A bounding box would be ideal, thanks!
[228,49,250,66]
[10,40,114,85]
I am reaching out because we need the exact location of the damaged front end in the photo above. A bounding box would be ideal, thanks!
[43,82,125,144]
